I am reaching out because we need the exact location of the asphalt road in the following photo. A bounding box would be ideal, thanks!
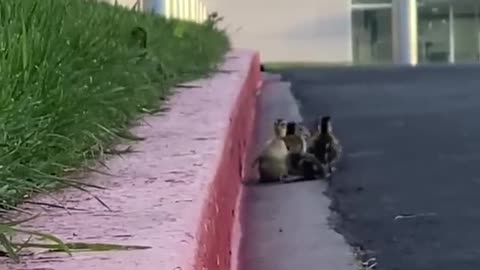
[237,73,356,270]
[277,64,480,270]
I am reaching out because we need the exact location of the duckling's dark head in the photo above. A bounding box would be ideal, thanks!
[286,121,297,136]
[320,116,331,133]
[131,26,147,49]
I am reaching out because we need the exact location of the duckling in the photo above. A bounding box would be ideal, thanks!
[283,121,306,167]
[252,118,289,183]
[308,116,342,174]
[131,26,147,49]
[283,121,328,180]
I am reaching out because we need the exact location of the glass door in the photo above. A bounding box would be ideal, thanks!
[418,3,450,63]
[453,2,480,63]
[418,0,480,64]
[352,1,393,64]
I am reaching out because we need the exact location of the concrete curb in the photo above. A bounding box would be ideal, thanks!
[194,50,262,270]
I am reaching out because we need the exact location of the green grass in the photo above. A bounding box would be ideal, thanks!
[0,0,229,208]
[0,0,229,261]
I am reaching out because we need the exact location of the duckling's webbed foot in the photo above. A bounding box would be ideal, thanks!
[279,174,290,183]
[327,164,333,174]
[299,153,329,180]
[299,160,318,180]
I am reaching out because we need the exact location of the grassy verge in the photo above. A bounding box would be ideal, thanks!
[0,0,229,261]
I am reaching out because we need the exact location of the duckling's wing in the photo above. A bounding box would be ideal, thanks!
[282,135,296,150]
[297,123,312,137]
[284,135,306,153]
[331,139,343,161]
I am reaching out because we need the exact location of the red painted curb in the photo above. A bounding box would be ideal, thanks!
[194,52,262,270]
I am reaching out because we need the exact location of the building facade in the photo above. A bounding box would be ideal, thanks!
[103,0,480,65]
[100,0,208,22]
[205,0,353,63]
[204,0,480,65]
[353,0,480,65]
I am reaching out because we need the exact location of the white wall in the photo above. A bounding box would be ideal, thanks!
[97,0,142,10]
[204,0,353,63]
[100,0,208,22]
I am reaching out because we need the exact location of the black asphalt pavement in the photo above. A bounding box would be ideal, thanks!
[278,64,480,270]
[238,74,356,270]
